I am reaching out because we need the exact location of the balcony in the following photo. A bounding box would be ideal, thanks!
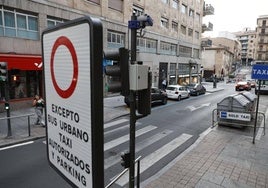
[202,22,213,32]
[201,39,212,47]
[203,3,214,16]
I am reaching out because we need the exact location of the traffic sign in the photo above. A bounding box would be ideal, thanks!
[252,64,268,80]
[42,16,103,188]
[220,111,251,122]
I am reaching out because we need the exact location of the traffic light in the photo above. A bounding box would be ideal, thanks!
[104,47,130,97]
[5,102,9,110]
[0,62,8,82]
[120,151,130,168]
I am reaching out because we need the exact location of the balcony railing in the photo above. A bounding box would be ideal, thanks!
[203,3,214,16]
[201,39,212,47]
[202,22,213,32]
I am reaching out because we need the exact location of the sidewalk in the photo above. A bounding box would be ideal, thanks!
[143,96,268,188]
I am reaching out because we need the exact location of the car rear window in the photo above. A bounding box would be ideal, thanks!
[166,87,176,91]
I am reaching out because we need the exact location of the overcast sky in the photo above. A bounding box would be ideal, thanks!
[202,0,268,37]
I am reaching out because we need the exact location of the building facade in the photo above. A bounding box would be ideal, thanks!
[0,0,211,110]
[233,28,257,65]
[256,15,268,61]
[201,36,240,79]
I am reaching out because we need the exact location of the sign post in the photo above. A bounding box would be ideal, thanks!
[251,64,268,144]
[42,16,103,188]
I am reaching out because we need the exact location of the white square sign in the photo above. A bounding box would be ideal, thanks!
[42,17,103,188]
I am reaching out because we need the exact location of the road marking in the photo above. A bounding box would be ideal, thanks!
[0,141,34,151]
[104,119,129,129]
[104,129,173,169]
[115,133,193,186]
[104,122,141,136]
[104,125,157,151]
[187,103,211,112]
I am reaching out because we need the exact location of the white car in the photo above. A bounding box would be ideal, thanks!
[165,85,190,101]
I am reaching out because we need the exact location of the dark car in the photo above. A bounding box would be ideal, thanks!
[186,83,206,96]
[124,87,167,106]
[151,87,167,105]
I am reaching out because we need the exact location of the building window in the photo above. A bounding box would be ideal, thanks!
[162,0,169,4]
[179,45,191,57]
[262,20,266,26]
[161,17,169,29]
[160,41,176,55]
[172,21,178,32]
[261,29,265,34]
[181,25,186,35]
[107,31,125,48]
[188,28,193,37]
[133,5,144,16]
[86,0,100,4]
[108,0,123,12]
[137,37,157,53]
[189,9,194,18]
[172,0,179,9]
[181,4,187,14]
[47,17,65,28]
[193,48,199,58]
[195,31,199,39]
[0,7,38,40]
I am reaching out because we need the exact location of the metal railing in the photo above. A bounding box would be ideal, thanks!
[0,113,35,137]
[105,156,142,188]
[212,109,266,143]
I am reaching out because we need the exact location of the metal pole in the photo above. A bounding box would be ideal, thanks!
[129,13,137,188]
[4,79,12,137]
[253,80,261,144]
[28,115,31,137]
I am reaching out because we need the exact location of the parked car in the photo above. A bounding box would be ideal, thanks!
[235,81,251,91]
[186,83,206,96]
[151,87,167,105]
[165,85,190,101]
[124,87,167,106]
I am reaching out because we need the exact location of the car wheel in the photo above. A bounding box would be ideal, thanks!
[177,95,181,101]
[162,97,167,105]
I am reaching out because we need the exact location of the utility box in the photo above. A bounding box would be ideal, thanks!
[129,64,148,91]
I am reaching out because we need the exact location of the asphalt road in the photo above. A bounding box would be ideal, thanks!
[0,81,259,188]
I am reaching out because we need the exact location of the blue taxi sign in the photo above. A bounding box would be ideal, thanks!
[252,64,268,80]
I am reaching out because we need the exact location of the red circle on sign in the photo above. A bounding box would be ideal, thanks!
[50,36,78,98]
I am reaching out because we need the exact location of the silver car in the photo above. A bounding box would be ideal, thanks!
[165,85,190,101]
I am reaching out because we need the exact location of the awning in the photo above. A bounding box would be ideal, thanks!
[0,54,42,70]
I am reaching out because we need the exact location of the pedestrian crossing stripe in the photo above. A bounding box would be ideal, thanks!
[104,118,128,129]
[104,125,157,151]
[104,122,141,136]
[104,129,173,169]
[115,133,193,186]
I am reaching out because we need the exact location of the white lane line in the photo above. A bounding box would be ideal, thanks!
[115,133,193,186]
[104,129,173,169]
[104,119,128,129]
[104,122,141,136]
[0,141,34,151]
[104,125,157,151]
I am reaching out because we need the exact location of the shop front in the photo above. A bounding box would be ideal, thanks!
[0,54,42,111]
